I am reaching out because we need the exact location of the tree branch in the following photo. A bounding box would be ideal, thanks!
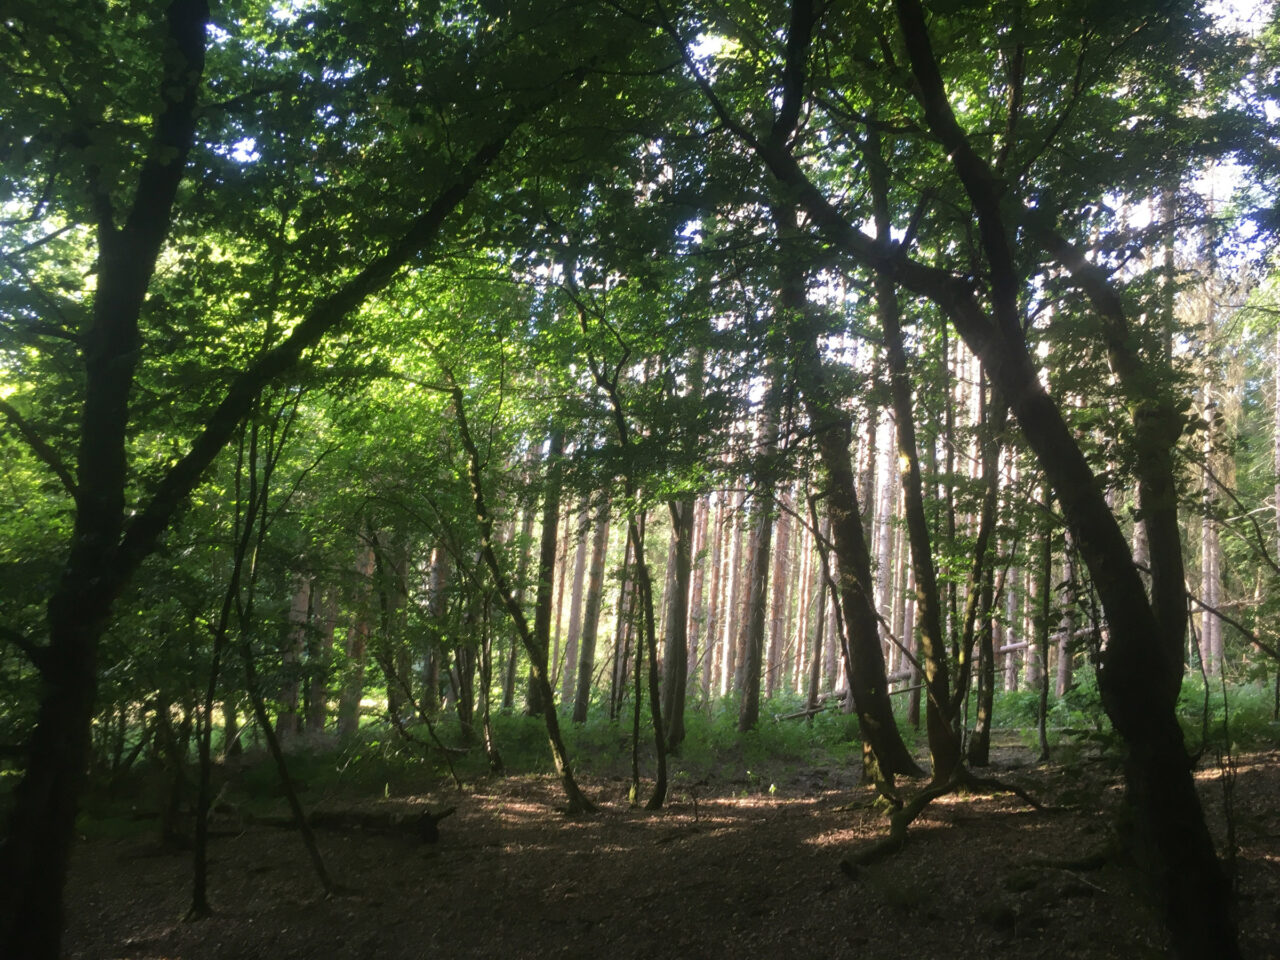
[115,79,575,584]
[0,626,51,674]
[0,399,79,502]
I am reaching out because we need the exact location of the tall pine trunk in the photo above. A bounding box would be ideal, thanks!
[573,496,611,723]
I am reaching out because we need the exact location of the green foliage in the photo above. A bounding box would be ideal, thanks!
[987,673,1277,755]
[1178,678,1279,752]
[350,695,866,787]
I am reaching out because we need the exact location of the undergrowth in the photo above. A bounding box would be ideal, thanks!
[66,676,1278,823]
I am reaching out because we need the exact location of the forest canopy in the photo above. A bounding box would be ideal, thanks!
[2,0,1280,956]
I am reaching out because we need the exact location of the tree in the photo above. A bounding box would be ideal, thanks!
[0,0,637,949]
[659,0,1246,951]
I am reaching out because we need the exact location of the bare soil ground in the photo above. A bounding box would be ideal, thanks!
[63,744,1280,959]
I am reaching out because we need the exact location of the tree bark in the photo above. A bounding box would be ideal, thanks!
[889,4,1236,949]
[609,534,634,721]
[561,504,590,703]
[573,496,611,723]
[703,493,727,702]
[420,545,453,720]
[864,128,960,781]
[306,590,336,735]
[662,497,696,750]
[678,1,1237,947]
[686,495,711,705]
[737,362,784,730]
[1056,538,1078,697]
[1034,512,1053,762]
[765,490,793,699]
[773,203,922,779]
[0,6,210,950]
[449,385,593,813]
[526,427,566,716]
[337,546,374,738]
[503,472,538,711]
[278,577,312,742]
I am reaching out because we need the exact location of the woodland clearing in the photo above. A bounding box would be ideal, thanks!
[62,741,1280,960]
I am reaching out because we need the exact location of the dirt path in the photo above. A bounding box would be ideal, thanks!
[64,750,1280,959]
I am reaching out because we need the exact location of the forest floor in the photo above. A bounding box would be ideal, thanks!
[63,736,1280,960]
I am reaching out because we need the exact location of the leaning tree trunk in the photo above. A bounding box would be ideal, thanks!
[889,4,1237,950]
[695,1,1239,948]
[773,203,922,780]
[864,130,961,781]
[449,383,593,813]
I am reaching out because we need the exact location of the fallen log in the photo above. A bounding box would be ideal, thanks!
[252,805,456,843]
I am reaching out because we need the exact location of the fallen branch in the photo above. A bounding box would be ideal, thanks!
[889,684,924,697]
[253,806,457,844]
[775,704,830,721]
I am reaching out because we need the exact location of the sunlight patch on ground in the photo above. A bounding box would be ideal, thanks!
[1193,750,1280,781]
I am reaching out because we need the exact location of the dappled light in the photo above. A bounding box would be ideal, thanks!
[3,1,1280,957]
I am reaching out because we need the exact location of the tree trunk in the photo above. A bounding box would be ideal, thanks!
[720,490,746,696]
[805,507,830,714]
[573,496,611,723]
[610,534,634,721]
[502,482,538,711]
[1056,538,1078,697]
[450,386,592,813]
[967,558,998,766]
[866,127,961,779]
[305,590,336,735]
[662,497,696,750]
[713,5,1237,945]
[686,495,711,706]
[478,598,504,773]
[526,427,566,716]
[702,493,727,703]
[1200,385,1223,676]
[278,577,311,742]
[1035,512,1053,762]
[1274,326,1280,557]
[561,504,590,704]
[420,545,453,720]
[765,490,793,700]
[373,533,410,724]
[774,202,921,779]
[337,546,374,738]
[736,363,785,730]
[550,508,572,693]
[965,381,1005,764]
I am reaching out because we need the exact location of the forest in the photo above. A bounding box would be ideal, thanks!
[3,0,1280,957]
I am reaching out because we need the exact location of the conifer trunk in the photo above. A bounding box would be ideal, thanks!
[573,497,611,723]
